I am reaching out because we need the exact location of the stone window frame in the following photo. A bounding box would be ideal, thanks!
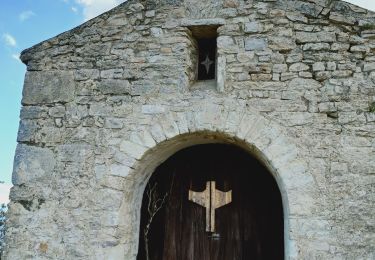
[181,18,226,92]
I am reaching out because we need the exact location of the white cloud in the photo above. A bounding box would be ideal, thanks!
[3,33,17,47]
[75,0,126,21]
[71,7,78,13]
[0,183,12,204]
[11,53,21,62]
[19,10,36,21]
[345,0,375,12]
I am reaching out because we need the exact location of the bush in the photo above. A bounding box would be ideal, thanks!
[0,203,6,257]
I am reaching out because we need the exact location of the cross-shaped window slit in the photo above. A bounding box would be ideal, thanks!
[188,25,218,81]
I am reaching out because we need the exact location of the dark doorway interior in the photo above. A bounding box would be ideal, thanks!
[197,38,216,80]
[137,144,284,260]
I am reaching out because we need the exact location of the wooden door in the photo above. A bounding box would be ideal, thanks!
[137,144,284,260]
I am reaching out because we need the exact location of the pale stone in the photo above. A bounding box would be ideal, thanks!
[56,144,92,162]
[159,114,180,138]
[217,36,236,50]
[22,71,75,105]
[318,102,336,112]
[331,43,350,51]
[294,0,323,17]
[296,32,336,43]
[97,79,130,95]
[288,78,321,90]
[120,140,147,160]
[244,37,267,51]
[20,106,48,119]
[130,130,156,148]
[350,45,370,52]
[289,62,309,72]
[286,12,308,23]
[363,62,375,72]
[145,10,155,17]
[244,21,263,33]
[101,68,123,79]
[286,53,303,63]
[269,36,297,51]
[365,112,375,122]
[326,62,337,71]
[217,55,226,92]
[110,163,131,178]
[74,69,100,81]
[313,62,325,71]
[12,144,55,185]
[303,43,330,51]
[329,12,356,25]
[105,118,123,129]
[141,105,165,114]
[17,120,37,142]
[48,105,65,117]
[273,64,288,73]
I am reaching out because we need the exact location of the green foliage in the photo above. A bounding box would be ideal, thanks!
[0,203,6,257]
[360,24,375,30]
[369,102,375,113]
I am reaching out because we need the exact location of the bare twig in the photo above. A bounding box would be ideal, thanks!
[143,172,175,260]
[144,183,167,260]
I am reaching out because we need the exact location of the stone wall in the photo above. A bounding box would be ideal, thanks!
[4,0,375,259]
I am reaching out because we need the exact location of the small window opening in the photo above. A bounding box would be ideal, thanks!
[198,38,216,80]
[189,25,218,81]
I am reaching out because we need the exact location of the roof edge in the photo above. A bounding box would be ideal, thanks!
[20,1,133,65]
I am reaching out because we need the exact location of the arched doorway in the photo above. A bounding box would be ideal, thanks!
[137,144,284,260]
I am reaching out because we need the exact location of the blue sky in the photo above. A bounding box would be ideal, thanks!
[0,0,126,202]
[0,0,374,203]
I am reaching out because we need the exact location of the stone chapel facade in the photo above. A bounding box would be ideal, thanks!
[4,0,375,259]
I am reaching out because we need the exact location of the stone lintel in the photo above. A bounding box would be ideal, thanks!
[180,18,226,27]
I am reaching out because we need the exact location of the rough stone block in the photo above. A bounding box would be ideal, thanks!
[288,78,321,90]
[56,144,92,162]
[329,12,356,25]
[363,63,375,72]
[365,112,375,122]
[269,36,296,51]
[350,45,370,53]
[104,118,123,129]
[48,105,66,118]
[273,64,288,73]
[303,43,330,51]
[20,106,48,119]
[97,79,131,95]
[12,144,55,185]
[110,163,131,178]
[100,69,123,79]
[286,53,303,63]
[286,12,308,23]
[244,37,267,51]
[120,140,147,160]
[244,21,263,33]
[296,32,336,43]
[74,69,100,81]
[17,120,38,142]
[217,36,237,53]
[326,62,337,71]
[142,105,165,114]
[294,1,323,17]
[289,63,309,72]
[331,43,350,51]
[313,62,325,71]
[22,71,76,105]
